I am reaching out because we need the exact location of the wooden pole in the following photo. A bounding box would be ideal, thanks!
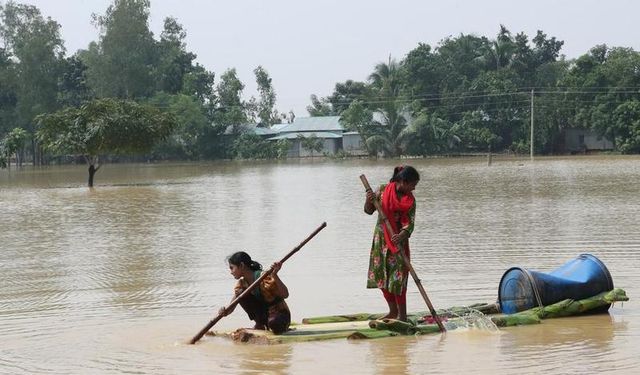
[530,88,534,161]
[189,222,327,344]
[360,174,446,332]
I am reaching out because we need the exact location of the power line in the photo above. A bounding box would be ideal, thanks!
[146,87,640,113]
[312,88,640,107]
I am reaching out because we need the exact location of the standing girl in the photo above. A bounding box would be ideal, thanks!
[218,251,291,334]
[364,165,420,322]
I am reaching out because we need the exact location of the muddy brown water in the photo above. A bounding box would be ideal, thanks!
[1,156,638,374]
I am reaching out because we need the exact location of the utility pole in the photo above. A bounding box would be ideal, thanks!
[530,89,534,161]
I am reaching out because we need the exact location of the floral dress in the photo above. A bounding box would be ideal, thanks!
[366,184,416,295]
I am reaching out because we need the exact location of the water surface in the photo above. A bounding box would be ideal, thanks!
[1,156,638,374]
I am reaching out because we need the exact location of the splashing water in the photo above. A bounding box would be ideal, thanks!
[439,307,500,333]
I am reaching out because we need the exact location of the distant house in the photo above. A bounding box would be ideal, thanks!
[562,128,614,153]
[267,116,364,157]
[269,131,342,157]
[342,131,368,156]
[226,116,368,158]
[270,123,289,133]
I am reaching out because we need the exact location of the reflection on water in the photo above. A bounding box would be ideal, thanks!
[498,314,629,373]
[363,337,411,375]
[1,156,639,374]
[238,343,292,375]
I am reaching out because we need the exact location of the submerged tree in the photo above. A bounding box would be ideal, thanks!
[0,127,28,168]
[36,98,176,187]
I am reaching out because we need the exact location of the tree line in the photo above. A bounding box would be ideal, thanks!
[0,0,290,175]
[1,0,639,176]
[313,26,640,156]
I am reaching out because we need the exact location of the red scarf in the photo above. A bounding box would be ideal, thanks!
[381,182,414,254]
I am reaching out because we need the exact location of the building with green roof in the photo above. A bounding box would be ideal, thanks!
[266,116,366,157]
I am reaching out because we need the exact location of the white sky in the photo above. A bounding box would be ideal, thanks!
[16,0,640,116]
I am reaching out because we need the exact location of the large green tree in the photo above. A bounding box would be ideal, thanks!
[182,63,215,104]
[327,80,368,115]
[480,25,516,71]
[612,100,640,153]
[433,33,487,93]
[329,27,568,156]
[558,45,640,152]
[36,98,176,186]
[58,54,93,107]
[402,43,440,109]
[213,68,248,133]
[0,47,17,136]
[147,92,209,159]
[307,80,368,116]
[84,0,156,99]
[307,94,335,116]
[155,17,196,94]
[253,65,279,126]
[0,1,65,163]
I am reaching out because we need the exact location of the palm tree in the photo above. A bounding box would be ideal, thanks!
[405,112,460,155]
[368,57,403,98]
[482,25,516,70]
[365,103,412,157]
[364,58,411,157]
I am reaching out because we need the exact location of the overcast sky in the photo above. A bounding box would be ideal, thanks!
[17,0,640,116]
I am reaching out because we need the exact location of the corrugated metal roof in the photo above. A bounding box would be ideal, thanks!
[268,131,342,140]
[254,127,276,135]
[224,123,277,135]
[277,116,343,133]
[271,123,289,131]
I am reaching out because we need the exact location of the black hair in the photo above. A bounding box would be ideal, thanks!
[227,251,263,271]
[390,165,420,183]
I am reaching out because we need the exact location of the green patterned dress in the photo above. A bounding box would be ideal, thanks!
[366,184,416,295]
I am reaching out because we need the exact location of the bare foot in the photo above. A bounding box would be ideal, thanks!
[381,312,398,320]
[383,299,398,320]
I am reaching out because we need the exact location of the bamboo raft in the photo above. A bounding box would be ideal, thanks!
[208,288,628,344]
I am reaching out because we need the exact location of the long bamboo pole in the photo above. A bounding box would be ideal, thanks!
[360,175,446,332]
[189,222,327,344]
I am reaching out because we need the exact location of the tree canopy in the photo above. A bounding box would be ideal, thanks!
[36,98,176,185]
[329,26,640,156]
[2,0,640,166]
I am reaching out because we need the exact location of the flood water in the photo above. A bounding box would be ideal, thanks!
[1,156,639,374]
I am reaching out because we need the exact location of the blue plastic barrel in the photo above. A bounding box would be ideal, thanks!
[498,254,614,314]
